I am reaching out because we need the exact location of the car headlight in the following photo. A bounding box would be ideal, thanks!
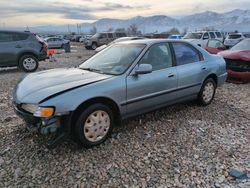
[21,104,55,117]
[34,107,55,118]
[21,104,38,114]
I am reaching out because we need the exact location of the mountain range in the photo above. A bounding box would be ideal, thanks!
[4,9,250,33]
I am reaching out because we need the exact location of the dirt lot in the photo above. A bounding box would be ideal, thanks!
[0,43,249,187]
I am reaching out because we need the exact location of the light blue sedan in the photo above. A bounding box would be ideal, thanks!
[13,39,227,148]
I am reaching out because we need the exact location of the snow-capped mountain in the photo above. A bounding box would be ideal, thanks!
[84,9,250,33]
[4,9,250,33]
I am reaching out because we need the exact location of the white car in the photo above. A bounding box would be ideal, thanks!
[44,37,70,49]
[224,33,245,48]
[183,31,223,48]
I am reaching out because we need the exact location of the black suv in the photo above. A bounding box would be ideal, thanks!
[0,30,47,72]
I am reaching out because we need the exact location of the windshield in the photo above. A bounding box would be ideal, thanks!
[184,33,202,39]
[92,33,100,38]
[79,44,145,75]
[231,40,250,51]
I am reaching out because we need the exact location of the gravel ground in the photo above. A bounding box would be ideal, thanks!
[0,43,249,187]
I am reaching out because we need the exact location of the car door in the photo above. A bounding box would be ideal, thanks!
[99,34,108,45]
[201,32,209,48]
[205,39,226,54]
[126,43,178,116]
[0,32,21,66]
[172,42,207,98]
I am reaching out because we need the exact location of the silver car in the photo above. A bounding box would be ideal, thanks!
[13,39,227,148]
[44,37,69,49]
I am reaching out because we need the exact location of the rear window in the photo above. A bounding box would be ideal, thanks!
[116,33,126,38]
[13,33,29,41]
[215,32,222,38]
[228,34,242,39]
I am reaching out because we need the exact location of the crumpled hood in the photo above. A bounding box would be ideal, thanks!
[218,50,250,62]
[15,68,113,103]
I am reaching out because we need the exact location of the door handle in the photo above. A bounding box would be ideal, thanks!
[15,45,22,48]
[202,67,207,70]
[168,74,175,78]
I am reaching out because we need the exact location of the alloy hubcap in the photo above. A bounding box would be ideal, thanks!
[83,110,110,142]
[202,82,214,103]
[23,58,36,70]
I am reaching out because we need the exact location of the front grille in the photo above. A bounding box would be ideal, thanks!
[225,59,250,72]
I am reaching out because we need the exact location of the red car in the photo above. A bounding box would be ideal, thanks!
[205,39,250,83]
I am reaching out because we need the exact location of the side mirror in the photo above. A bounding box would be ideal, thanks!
[134,64,152,75]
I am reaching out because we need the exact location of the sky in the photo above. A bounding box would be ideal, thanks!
[1,0,250,27]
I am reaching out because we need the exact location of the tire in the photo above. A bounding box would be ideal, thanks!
[85,46,91,50]
[91,43,97,50]
[19,55,39,72]
[74,104,114,148]
[197,78,217,106]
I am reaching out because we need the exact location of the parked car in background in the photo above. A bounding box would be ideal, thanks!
[13,39,227,148]
[168,35,182,39]
[0,30,47,72]
[84,32,127,50]
[44,37,70,49]
[79,35,92,43]
[95,37,145,52]
[224,33,245,48]
[219,39,250,83]
[183,31,223,48]
[205,39,226,54]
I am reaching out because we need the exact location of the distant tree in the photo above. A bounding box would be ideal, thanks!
[168,27,180,35]
[127,24,138,36]
[182,27,188,36]
[107,27,114,32]
[90,26,97,34]
[115,28,126,32]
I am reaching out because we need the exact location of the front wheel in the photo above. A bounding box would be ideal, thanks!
[74,104,114,148]
[19,55,38,72]
[197,78,216,106]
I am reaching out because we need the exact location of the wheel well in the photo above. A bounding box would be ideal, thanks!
[205,74,218,86]
[70,97,121,131]
[18,52,38,63]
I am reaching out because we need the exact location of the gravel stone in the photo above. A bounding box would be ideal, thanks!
[0,43,249,187]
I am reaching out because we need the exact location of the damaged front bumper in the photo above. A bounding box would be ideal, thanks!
[13,103,61,134]
[13,103,72,148]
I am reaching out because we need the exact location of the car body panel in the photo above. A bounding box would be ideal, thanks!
[14,68,113,104]
[218,48,250,83]
[13,39,227,132]
[0,31,47,68]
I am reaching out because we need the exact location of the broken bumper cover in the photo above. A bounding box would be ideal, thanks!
[227,69,250,83]
[13,103,61,134]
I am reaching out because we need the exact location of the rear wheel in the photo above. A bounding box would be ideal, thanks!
[74,104,114,148]
[198,78,216,106]
[19,55,38,72]
[91,43,97,50]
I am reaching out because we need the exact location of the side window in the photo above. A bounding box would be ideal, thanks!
[100,34,107,39]
[138,43,173,71]
[108,33,113,38]
[172,43,201,66]
[0,32,13,42]
[203,32,209,40]
[209,32,216,39]
[215,32,222,38]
